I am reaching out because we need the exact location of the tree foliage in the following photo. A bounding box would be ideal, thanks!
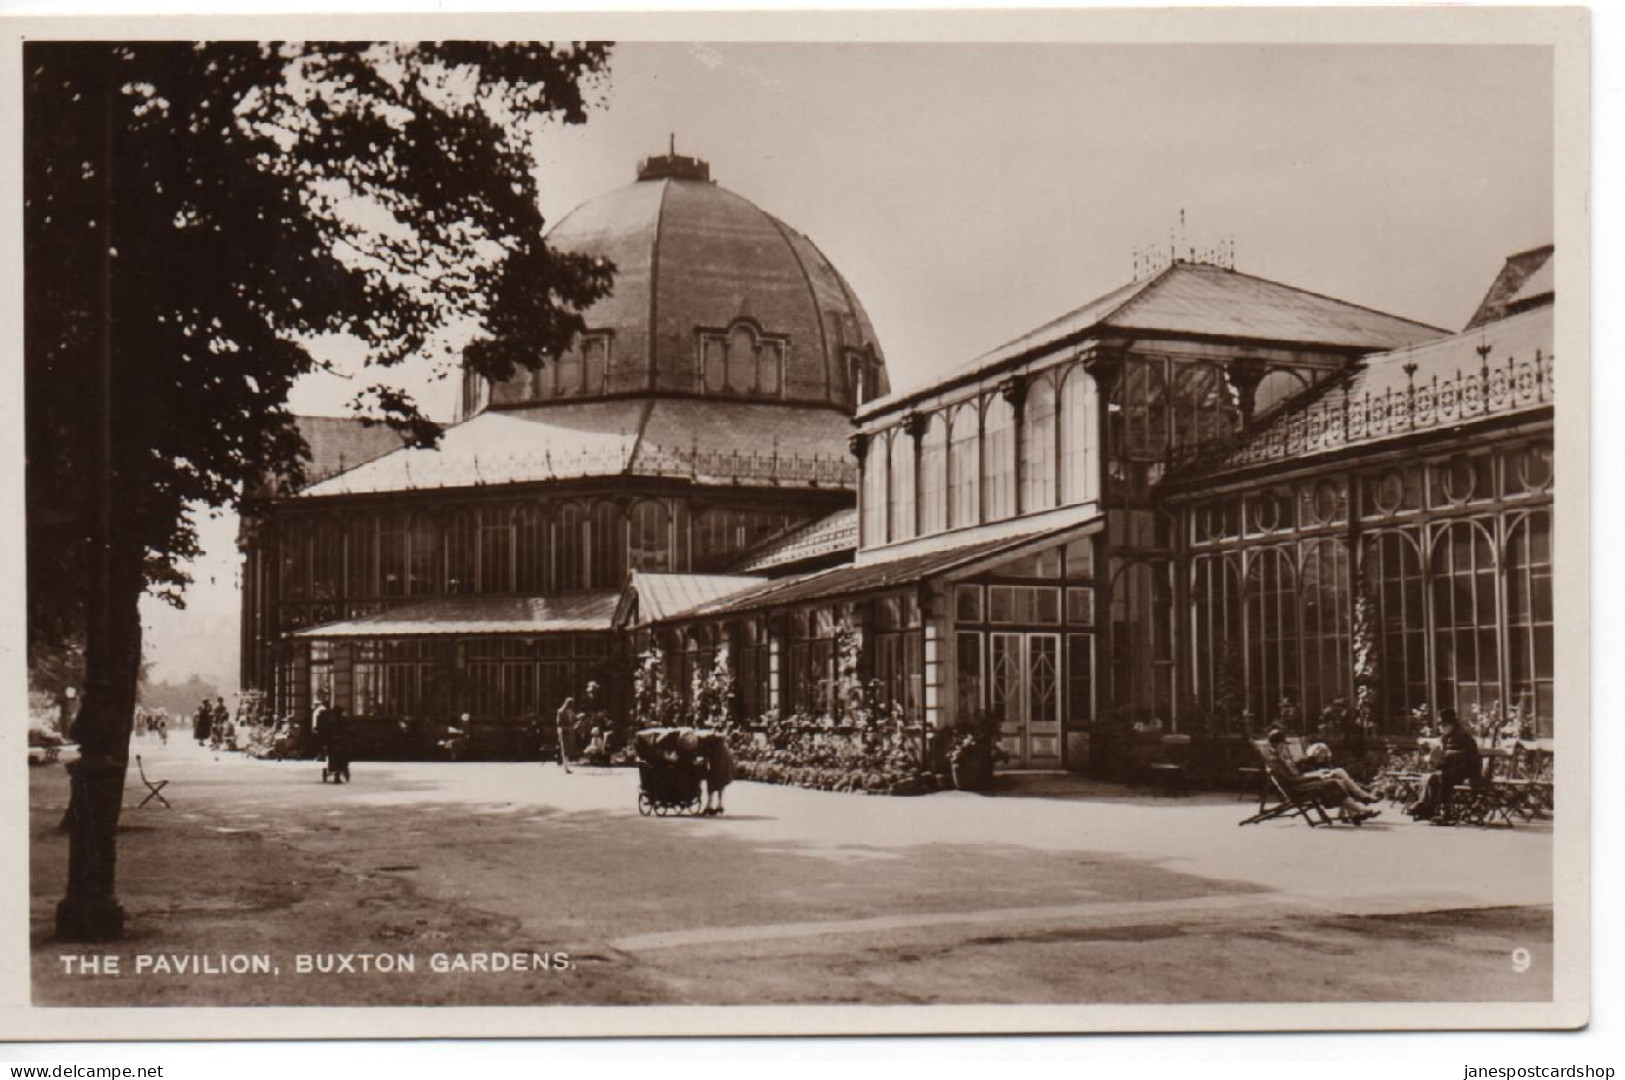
[26,40,615,640]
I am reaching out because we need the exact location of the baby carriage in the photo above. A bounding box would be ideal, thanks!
[634,728,704,816]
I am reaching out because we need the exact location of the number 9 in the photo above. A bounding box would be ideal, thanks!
[1511,947,1532,973]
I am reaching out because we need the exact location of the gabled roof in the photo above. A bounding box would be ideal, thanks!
[293,592,619,638]
[1465,244,1554,331]
[619,572,768,628]
[297,398,856,499]
[1174,300,1553,480]
[861,261,1446,419]
[730,508,858,574]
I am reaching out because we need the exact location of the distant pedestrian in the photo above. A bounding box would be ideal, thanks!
[555,697,578,773]
[322,704,351,784]
[194,700,212,745]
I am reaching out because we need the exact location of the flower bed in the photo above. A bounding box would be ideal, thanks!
[726,711,938,796]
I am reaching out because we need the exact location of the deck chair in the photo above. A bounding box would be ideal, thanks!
[135,755,170,809]
[1238,739,1347,827]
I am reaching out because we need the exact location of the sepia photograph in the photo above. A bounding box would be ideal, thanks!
[3,7,1591,1042]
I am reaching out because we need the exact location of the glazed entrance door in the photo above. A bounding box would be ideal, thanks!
[990,632,1063,768]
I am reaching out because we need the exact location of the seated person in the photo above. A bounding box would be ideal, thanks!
[582,727,610,766]
[1303,741,1380,803]
[1264,729,1380,822]
[1407,709,1481,821]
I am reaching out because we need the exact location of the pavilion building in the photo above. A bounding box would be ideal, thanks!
[241,152,1555,773]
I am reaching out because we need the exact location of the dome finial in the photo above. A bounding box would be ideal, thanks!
[638,143,711,183]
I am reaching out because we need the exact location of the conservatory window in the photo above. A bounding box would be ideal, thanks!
[513,505,545,593]
[1430,520,1500,718]
[1059,367,1099,505]
[1506,510,1554,736]
[919,413,948,535]
[949,403,980,529]
[629,500,672,573]
[1299,538,1351,721]
[1363,529,1428,730]
[1021,376,1057,513]
[589,502,625,589]
[555,503,586,591]
[697,322,787,397]
[861,436,889,548]
[983,394,1016,521]
[888,428,916,542]
[477,505,513,593]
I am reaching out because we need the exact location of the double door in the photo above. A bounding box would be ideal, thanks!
[990,632,1062,769]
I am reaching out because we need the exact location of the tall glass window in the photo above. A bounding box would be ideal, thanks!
[1059,367,1099,505]
[1506,510,1554,736]
[1363,529,1428,729]
[1430,520,1500,717]
[888,429,916,542]
[949,402,980,529]
[1245,547,1299,725]
[408,514,440,596]
[1299,538,1351,720]
[378,513,408,598]
[1191,552,1244,730]
[445,510,475,595]
[555,503,585,591]
[513,505,545,593]
[590,502,625,589]
[983,394,1016,521]
[477,505,513,593]
[629,500,672,572]
[861,434,889,548]
[1021,376,1057,513]
[919,413,947,535]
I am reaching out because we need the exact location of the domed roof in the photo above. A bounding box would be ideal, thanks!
[474,153,888,416]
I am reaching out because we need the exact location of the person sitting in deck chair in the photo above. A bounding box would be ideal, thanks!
[1303,741,1380,804]
[1265,729,1379,823]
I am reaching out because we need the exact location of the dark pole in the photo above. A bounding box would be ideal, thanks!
[56,62,126,941]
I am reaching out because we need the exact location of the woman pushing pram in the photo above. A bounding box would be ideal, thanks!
[634,726,736,816]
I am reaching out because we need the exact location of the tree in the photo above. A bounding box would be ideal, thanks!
[25,40,614,939]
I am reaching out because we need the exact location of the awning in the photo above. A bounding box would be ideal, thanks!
[292,592,619,639]
[674,515,1105,622]
[616,572,770,629]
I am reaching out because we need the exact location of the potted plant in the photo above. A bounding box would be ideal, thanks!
[948,709,1007,792]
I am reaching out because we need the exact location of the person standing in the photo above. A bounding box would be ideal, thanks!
[555,696,578,773]
[324,703,352,784]
[193,699,212,745]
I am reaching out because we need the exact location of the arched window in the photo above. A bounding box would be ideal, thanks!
[477,505,513,593]
[513,505,545,593]
[1299,539,1351,721]
[1506,510,1553,736]
[582,334,609,396]
[888,428,916,542]
[1021,376,1057,513]
[1191,553,1244,730]
[590,502,626,589]
[629,500,672,573]
[555,502,586,591]
[445,509,475,595]
[1107,559,1173,724]
[695,508,741,571]
[1429,520,1499,717]
[1362,529,1428,729]
[1059,366,1098,505]
[949,402,981,529]
[697,322,787,397]
[983,394,1016,521]
[860,433,889,548]
[1171,363,1239,450]
[1245,547,1299,725]
[919,413,947,535]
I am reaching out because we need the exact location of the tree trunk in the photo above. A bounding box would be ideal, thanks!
[56,550,143,941]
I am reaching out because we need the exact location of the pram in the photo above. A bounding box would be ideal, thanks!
[634,728,704,817]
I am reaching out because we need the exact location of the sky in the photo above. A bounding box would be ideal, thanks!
[142,40,1555,691]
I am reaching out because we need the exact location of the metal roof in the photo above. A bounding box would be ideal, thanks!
[1465,244,1554,331]
[731,507,858,573]
[861,262,1445,419]
[676,519,1099,622]
[623,572,769,626]
[296,398,856,499]
[292,592,619,638]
